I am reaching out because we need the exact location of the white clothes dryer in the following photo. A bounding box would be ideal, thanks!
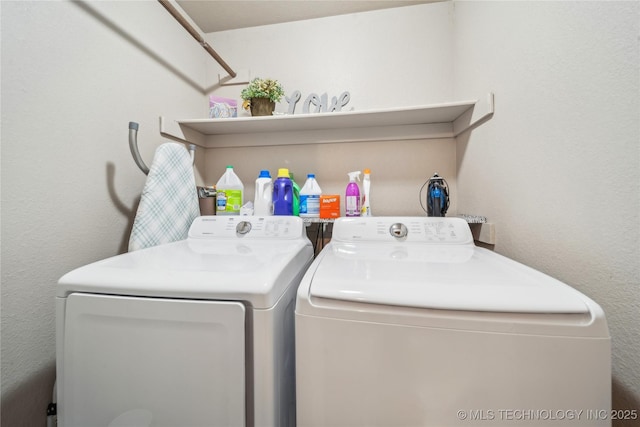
[57,216,313,427]
[296,217,611,427]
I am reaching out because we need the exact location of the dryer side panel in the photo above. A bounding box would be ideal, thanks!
[60,294,246,427]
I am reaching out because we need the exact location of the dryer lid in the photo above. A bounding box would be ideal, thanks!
[308,243,589,314]
[58,216,312,309]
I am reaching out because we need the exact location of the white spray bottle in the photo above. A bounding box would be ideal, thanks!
[361,168,371,216]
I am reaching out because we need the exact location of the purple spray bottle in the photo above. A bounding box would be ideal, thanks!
[345,171,361,217]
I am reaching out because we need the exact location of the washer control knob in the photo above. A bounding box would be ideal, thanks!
[236,221,252,235]
[389,223,408,239]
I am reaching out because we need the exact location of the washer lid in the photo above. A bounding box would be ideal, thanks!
[58,216,312,309]
[309,243,589,314]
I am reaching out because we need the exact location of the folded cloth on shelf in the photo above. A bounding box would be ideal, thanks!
[128,143,200,252]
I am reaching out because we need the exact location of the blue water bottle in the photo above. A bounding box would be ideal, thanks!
[273,168,293,215]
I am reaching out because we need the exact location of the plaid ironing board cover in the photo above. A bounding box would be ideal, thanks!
[128,143,200,251]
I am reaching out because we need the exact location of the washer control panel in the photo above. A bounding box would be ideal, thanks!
[332,217,474,245]
[188,216,304,239]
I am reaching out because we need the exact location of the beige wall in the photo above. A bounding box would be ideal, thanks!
[204,139,458,217]
[453,2,639,424]
[1,1,206,424]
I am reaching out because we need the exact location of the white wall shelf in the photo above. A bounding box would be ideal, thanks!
[159,93,494,148]
[158,93,495,244]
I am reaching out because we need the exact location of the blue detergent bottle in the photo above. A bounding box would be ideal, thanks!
[273,168,293,215]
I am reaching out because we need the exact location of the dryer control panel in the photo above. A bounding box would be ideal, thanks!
[331,217,474,245]
[188,216,305,239]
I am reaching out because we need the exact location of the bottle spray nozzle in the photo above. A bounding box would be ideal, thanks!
[347,171,361,182]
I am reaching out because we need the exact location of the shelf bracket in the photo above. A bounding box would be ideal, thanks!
[469,222,496,245]
[453,92,495,137]
[159,116,206,147]
[219,69,251,86]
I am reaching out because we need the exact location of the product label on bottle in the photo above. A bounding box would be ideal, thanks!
[216,191,227,212]
[226,190,242,213]
[300,195,320,216]
[346,195,360,216]
[218,190,242,213]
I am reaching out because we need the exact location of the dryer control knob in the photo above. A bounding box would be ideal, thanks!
[389,223,408,239]
[236,221,252,235]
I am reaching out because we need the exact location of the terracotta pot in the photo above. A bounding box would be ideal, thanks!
[250,98,275,116]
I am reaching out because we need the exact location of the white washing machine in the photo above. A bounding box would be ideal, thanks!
[296,217,611,427]
[56,216,313,427]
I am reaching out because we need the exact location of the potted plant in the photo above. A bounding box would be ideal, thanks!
[241,77,285,116]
